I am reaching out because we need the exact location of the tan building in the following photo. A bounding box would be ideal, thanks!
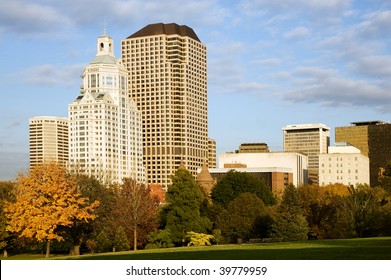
[29,116,68,168]
[238,143,269,153]
[208,138,217,168]
[283,123,330,185]
[121,23,208,188]
[336,121,391,186]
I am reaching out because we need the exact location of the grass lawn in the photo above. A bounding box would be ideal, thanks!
[52,237,391,260]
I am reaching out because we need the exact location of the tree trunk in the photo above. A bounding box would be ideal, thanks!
[46,240,51,258]
[133,226,137,251]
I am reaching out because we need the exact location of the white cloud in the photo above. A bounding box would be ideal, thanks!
[0,0,73,35]
[20,64,84,87]
[284,67,391,112]
[283,27,311,39]
[349,55,391,78]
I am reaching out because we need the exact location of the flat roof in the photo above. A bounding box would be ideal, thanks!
[351,120,387,126]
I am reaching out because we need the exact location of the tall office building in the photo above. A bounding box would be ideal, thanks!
[208,138,217,168]
[68,32,144,183]
[121,23,208,188]
[29,116,68,168]
[283,123,330,185]
[336,121,391,186]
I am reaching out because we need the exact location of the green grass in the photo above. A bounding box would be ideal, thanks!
[3,237,390,260]
[57,237,391,260]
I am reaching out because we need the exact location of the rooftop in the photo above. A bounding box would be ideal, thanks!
[127,23,201,42]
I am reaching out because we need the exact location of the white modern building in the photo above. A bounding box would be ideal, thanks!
[121,23,208,189]
[29,116,68,168]
[283,123,330,185]
[218,152,308,187]
[319,142,370,186]
[68,32,145,183]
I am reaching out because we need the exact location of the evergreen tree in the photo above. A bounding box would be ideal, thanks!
[272,184,308,241]
[113,226,130,252]
[163,167,212,245]
[95,229,112,253]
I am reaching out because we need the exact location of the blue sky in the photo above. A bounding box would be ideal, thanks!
[1,0,391,180]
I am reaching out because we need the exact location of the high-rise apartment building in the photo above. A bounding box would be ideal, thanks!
[283,123,330,185]
[336,121,391,186]
[68,32,144,183]
[29,116,68,168]
[121,23,208,188]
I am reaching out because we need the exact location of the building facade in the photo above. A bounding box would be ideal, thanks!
[68,33,144,183]
[283,123,330,185]
[336,121,391,186]
[237,143,269,153]
[208,138,217,168]
[29,116,68,168]
[319,142,370,186]
[121,23,208,188]
[218,152,308,187]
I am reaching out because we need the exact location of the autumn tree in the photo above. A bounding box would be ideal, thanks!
[111,178,159,250]
[272,184,308,241]
[163,167,212,245]
[4,162,99,258]
[211,170,275,207]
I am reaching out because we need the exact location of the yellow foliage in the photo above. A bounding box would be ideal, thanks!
[4,162,99,242]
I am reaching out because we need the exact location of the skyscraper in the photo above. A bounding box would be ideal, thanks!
[68,32,144,183]
[336,121,391,186]
[121,23,208,188]
[283,123,330,185]
[29,116,68,168]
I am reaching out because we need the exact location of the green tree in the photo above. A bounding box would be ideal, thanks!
[163,167,212,245]
[0,181,15,257]
[217,192,267,242]
[113,226,130,252]
[145,229,174,249]
[65,174,113,255]
[4,163,99,258]
[272,184,308,241]
[211,170,275,207]
[95,229,112,253]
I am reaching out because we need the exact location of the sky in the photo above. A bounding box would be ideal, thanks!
[1,0,391,180]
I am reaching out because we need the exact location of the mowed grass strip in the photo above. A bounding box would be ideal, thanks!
[58,237,391,260]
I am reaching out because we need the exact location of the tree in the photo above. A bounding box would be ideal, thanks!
[0,181,15,257]
[211,170,275,207]
[95,229,112,253]
[113,226,130,252]
[111,178,159,250]
[163,168,212,245]
[272,184,308,241]
[4,162,99,258]
[217,192,267,242]
[66,174,115,255]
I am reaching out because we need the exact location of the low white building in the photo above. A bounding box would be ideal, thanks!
[218,152,308,187]
[319,142,369,187]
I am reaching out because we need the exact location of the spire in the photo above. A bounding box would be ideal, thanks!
[103,18,107,35]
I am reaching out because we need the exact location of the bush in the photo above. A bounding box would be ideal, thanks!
[185,231,214,246]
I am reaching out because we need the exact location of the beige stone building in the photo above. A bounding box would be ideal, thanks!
[29,116,68,168]
[319,142,369,186]
[283,123,330,185]
[121,23,208,188]
[208,138,217,168]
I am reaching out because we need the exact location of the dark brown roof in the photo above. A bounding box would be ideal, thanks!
[127,23,201,42]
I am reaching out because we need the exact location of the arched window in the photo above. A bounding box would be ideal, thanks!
[100,42,104,51]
